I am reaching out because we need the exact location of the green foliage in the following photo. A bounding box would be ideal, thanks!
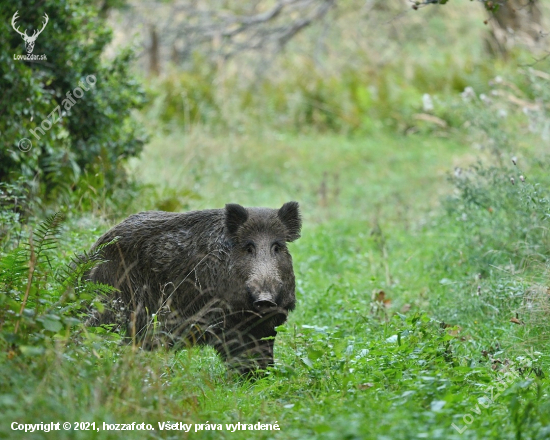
[0,0,147,205]
[0,213,115,352]
[144,51,524,136]
[0,179,30,242]
[147,63,220,130]
[441,70,550,269]
[445,163,550,271]
[425,68,550,355]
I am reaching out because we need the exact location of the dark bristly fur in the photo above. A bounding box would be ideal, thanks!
[86,202,301,374]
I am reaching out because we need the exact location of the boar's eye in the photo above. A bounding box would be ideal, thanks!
[272,242,283,254]
[245,242,255,254]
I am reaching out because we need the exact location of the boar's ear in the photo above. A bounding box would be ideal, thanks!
[278,201,301,242]
[225,203,248,236]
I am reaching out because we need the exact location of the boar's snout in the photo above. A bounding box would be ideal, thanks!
[253,293,278,314]
[247,276,282,314]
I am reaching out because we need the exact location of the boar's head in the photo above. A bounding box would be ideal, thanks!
[224,201,301,320]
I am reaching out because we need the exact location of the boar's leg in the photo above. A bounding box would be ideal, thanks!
[212,308,288,374]
[213,329,276,376]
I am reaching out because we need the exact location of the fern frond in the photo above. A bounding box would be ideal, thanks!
[55,237,119,304]
[33,212,65,264]
[0,248,28,289]
[76,281,117,299]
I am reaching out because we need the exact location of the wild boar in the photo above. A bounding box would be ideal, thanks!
[86,202,301,373]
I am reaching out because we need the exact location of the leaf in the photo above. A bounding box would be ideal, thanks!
[92,300,105,314]
[307,348,324,361]
[19,346,45,357]
[63,317,81,327]
[510,317,524,325]
[313,424,332,434]
[430,400,446,412]
[301,357,314,369]
[39,316,63,332]
[0,395,17,408]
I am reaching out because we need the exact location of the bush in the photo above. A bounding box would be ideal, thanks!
[441,69,550,270]
[0,0,147,205]
[141,42,534,136]
[430,68,550,343]
[446,162,550,273]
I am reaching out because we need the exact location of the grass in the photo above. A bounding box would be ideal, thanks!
[2,125,549,439]
[130,130,469,222]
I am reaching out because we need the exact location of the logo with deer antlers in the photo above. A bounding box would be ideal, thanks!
[11,11,49,54]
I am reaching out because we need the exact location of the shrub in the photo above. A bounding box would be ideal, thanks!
[432,69,550,341]
[0,0,147,205]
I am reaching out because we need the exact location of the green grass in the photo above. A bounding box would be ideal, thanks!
[2,127,549,439]
[130,130,468,223]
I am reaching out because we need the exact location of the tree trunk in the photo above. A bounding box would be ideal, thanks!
[149,25,160,76]
[486,0,543,57]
